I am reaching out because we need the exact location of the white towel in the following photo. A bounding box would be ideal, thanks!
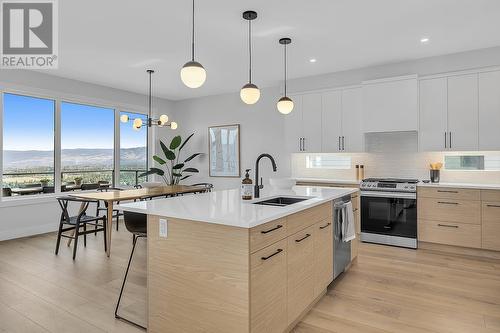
[342,202,356,242]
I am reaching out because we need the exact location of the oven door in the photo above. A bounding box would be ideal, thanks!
[361,191,417,239]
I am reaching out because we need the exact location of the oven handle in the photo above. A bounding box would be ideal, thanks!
[361,191,416,199]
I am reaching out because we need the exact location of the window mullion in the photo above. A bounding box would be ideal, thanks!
[114,108,120,187]
[0,92,4,199]
[54,98,61,193]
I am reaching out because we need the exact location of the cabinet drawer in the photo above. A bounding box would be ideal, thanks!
[418,219,481,248]
[250,239,288,333]
[481,190,500,202]
[313,219,333,298]
[418,187,480,200]
[287,202,332,236]
[250,218,287,254]
[351,192,360,210]
[482,202,500,251]
[418,197,480,224]
[287,226,315,325]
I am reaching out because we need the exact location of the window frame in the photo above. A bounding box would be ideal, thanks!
[0,83,152,205]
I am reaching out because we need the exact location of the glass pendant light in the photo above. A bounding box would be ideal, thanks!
[240,11,260,105]
[277,38,294,114]
[180,0,206,88]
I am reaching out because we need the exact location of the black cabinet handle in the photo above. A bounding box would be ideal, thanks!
[437,190,458,193]
[438,223,459,228]
[338,136,341,151]
[261,248,283,261]
[319,223,331,230]
[342,136,345,151]
[353,208,359,212]
[444,132,447,149]
[487,204,500,208]
[437,201,459,205]
[260,224,283,234]
[449,132,452,149]
[295,233,311,243]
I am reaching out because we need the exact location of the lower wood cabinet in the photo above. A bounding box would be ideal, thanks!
[482,201,500,251]
[418,197,480,224]
[287,225,315,325]
[418,219,481,248]
[250,239,288,333]
[313,219,333,299]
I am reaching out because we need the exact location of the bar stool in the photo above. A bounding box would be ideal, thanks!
[115,211,147,330]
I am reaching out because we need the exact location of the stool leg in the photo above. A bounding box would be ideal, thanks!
[72,223,80,260]
[115,235,146,329]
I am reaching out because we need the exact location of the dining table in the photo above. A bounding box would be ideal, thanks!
[69,184,208,257]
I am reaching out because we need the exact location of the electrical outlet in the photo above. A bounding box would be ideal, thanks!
[159,218,168,238]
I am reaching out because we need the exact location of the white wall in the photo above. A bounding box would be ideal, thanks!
[0,70,176,241]
[171,86,290,190]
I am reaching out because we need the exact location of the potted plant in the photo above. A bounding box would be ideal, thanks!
[140,134,202,185]
[74,177,83,186]
[40,178,51,187]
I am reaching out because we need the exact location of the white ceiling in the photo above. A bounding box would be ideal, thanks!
[50,0,500,100]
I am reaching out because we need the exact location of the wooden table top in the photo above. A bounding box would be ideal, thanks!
[68,185,207,202]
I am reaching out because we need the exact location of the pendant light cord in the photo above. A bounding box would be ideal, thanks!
[284,43,287,96]
[248,19,252,83]
[148,71,152,120]
[191,0,195,61]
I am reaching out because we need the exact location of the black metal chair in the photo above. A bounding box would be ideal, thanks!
[96,187,124,231]
[115,211,147,330]
[2,187,12,197]
[55,196,107,260]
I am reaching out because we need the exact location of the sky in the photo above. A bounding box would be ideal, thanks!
[3,93,147,151]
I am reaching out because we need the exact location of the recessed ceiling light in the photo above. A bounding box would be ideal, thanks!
[420,37,430,44]
[309,58,317,63]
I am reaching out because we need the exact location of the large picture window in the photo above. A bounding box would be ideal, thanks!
[119,111,147,186]
[2,93,55,196]
[61,102,115,188]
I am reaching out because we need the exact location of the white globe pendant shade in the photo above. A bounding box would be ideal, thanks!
[170,121,178,130]
[120,114,129,123]
[180,61,206,88]
[159,114,169,125]
[277,96,294,114]
[133,118,143,128]
[240,83,260,105]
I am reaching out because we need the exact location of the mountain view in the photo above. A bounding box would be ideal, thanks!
[3,147,147,188]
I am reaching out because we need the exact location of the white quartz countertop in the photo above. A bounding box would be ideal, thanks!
[295,178,360,185]
[116,186,357,228]
[417,182,500,190]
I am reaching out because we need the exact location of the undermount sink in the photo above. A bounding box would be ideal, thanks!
[252,196,310,207]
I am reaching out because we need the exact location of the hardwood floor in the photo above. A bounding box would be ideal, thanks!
[1,226,500,333]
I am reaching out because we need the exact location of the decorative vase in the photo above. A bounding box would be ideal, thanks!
[430,170,440,183]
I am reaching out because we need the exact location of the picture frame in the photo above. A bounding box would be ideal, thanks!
[208,124,240,177]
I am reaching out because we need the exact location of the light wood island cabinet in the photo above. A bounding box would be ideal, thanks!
[148,201,336,333]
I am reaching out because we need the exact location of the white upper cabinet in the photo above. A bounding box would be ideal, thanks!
[479,70,500,150]
[284,94,303,153]
[341,87,364,152]
[447,74,478,151]
[283,93,322,153]
[302,93,323,152]
[321,90,342,152]
[362,75,418,133]
[419,78,448,151]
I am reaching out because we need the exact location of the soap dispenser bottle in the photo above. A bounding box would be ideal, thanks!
[241,169,253,200]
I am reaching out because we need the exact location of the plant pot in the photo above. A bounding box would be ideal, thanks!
[75,180,82,186]
[40,182,49,187]
[430,169,440,183]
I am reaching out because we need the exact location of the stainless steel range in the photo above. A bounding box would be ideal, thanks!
[360,178,418,249]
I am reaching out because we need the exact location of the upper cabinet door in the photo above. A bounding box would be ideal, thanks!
[283,94,303,153]
[419,78,448,151]
[447,74,478,151]
[302,93,323,152]
[362,76,418,133]
[321,90,342,152]
[479,71,500,151]
[341,87,364,152]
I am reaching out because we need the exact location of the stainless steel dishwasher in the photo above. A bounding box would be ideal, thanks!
[333,195,352,279]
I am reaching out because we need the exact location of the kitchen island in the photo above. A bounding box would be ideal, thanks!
[118,186,358,333]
